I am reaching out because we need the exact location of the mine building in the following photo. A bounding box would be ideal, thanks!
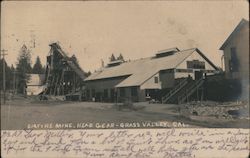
[84,47,219,104]
[219,18,249,100]
[42,43,87,100]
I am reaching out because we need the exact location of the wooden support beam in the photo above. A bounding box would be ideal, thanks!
[53,74,60,96]
[59,70,65,95]
[50,74,55,95]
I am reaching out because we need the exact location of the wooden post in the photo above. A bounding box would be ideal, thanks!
[59,69,64,95]
[116,88,118,104]
[3,54,6,103]
[73,72,76,93]
[51,48,54,71]
[13,70,16,94]
[1,49,8,104]
[196,87,199,101]
[2,55,3,104]
[54,74,60,96]
[201,85,204,103]
[49,48,54,96]
[0,51,1,105]
[50,75,55,95]
[62,71,64,96]
[186,89,188,103]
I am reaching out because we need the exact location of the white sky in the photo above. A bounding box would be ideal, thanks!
[1,1,249,72]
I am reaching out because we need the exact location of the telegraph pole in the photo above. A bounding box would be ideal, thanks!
[1,49,8,104]
[0,50,1,106]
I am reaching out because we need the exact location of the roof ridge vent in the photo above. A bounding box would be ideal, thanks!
[107,59,124,67]
[155,47,180,58]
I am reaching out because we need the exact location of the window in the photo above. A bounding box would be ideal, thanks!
[104,89,108,98]
[91,89,95,97]
[229,47,239,72]
[154,76,159,83]
[187,60,205,69]
[120,88,125,97]
[160,69,174,73]
[176,69,193,73]
[110,89,115,101]
[86,89,90,98]
[131,87,138,96]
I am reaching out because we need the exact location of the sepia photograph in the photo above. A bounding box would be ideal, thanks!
[0,0,249,158]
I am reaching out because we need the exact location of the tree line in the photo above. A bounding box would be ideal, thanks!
[0,44,45,93]
[109,53,124,62]
[1,44,117,94]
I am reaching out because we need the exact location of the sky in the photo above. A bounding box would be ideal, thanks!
[1,1,249,72]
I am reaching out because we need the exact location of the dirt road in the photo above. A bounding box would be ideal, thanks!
[1,97,249,130]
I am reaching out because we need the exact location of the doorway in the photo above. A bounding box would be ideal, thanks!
[194,71,203,80]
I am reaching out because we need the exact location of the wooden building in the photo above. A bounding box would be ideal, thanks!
[220,19,249,100]
[220,19,249,80]
[42,43,86,100]
[85,47,218,103]
[26,74,45,96]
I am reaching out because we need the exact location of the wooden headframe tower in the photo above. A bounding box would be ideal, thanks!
[43,43,86,97]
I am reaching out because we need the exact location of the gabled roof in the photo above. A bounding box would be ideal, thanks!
[86,48,216,87]
[108,59,124,65]
[220,19,249,50]
[115,48,218,88]
[85,47,218,87]
[157,47,180,55]
[85,48,217,87]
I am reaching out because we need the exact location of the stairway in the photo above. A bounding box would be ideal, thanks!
[162,77,204,104]
[161,78,188,103]
[177,78,204,104]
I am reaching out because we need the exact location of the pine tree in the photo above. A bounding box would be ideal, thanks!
[32,56,44,74]
[10,64,15,71]
[71,54,77,62]
[117,53,124,61]
[110,54,116,62]
[0,59,13,90]
[10,65,15,91]
[70,54,79,65]
[85,71,91,77]
[16,44,32,94]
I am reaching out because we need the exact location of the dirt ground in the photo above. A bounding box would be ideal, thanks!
[1,96,249,130]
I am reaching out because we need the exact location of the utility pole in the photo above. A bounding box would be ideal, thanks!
[1,49,8,104]
[0,50,1,106]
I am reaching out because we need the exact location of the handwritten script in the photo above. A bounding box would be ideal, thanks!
[1,129,249,158]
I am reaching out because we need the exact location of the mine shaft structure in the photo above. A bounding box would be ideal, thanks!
[43,43,86,98]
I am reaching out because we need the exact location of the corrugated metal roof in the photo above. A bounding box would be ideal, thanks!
[85,56,152,81]
[157,47,180,54]
[108,59,124,65]
[85,48,196,87]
